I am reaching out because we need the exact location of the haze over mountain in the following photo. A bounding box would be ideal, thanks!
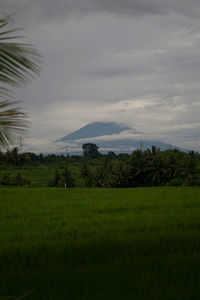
[56,122,179,154]
[57,122,137,142]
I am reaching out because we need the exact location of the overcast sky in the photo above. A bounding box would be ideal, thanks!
[2,0,200,152]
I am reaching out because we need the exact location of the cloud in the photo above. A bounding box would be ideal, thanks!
[2,0,200,24]
[1,1,200,153]
[24,92,200,152]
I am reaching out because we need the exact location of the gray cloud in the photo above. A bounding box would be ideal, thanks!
[2,0,200,24]
[1,1,200,152]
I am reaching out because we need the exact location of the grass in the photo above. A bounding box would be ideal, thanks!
[0,187,200,299]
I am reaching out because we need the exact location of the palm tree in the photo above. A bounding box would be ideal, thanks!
[129,149,147,187]
[145,145,160,161]
[184,151,199,180]
[0,15,41,149]
[147,155,165,186]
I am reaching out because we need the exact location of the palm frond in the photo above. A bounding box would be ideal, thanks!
[0,42,41,86]
[0,15,41,148]
[0,100,29,149]
[0,15,41,86]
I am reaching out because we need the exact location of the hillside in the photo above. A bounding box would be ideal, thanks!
[56,121,178,153]
[57,121,136,142]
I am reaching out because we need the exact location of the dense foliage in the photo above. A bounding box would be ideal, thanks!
[0,146,200,187]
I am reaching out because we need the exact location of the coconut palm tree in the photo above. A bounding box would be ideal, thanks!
[129,149,147,187]
[0,15,41,149]
[147,155,165,186]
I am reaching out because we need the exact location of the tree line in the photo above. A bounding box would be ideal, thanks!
[64,146,200,188]
[1,145,199,187]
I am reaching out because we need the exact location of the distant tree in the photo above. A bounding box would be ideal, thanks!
[80,163,93,187]
[10,147,19,166]
[147,154,165,186]
[145,145,160,161]
[1,173,11,185]
[49,169,61,187]
[1,172,30,186]
[129,149,147,187]
[15,172,23,186]
[39,153,44,163]
[61,165,75,187]
[82,143,100,158]
[164,150,179,182]
[183,151,200,186]
[107,151,116,158]
[93,159,114,187]
[112,162,129,187]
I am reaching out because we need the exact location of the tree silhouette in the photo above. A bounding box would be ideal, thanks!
[82,143,100,158]
[129,149,147,187]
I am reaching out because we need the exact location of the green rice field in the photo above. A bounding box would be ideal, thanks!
[0,168,59,187]
[0,167,82,187]
[0,187,200,299]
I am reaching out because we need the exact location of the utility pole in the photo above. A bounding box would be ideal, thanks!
[18,136,23,154]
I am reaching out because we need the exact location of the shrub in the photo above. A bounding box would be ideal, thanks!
[184,174,200,186]
[168,178,183,186]
[61,166,75,187]
[80,163,93,187]
[1,172,30,186]
[1,173,12,185]
[49,169,61,187]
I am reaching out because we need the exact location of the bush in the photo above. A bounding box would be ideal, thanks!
[61,166,75,187]
[80,163,93,187]
[49,169,61,187]
[168,178,183,186]
[1,172,30,186]
[1,173,12,185]
[184,174,200,186]
[49,167,75,187]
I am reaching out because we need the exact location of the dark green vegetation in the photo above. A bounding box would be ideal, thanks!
[1,146,200,187]
[0,187,200,299]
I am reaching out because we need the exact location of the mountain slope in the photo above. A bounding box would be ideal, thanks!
[56,121,181,154]
[57,122,136,142]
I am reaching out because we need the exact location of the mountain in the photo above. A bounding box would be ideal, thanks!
[57,122,137,142]
[56,121,179,154]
